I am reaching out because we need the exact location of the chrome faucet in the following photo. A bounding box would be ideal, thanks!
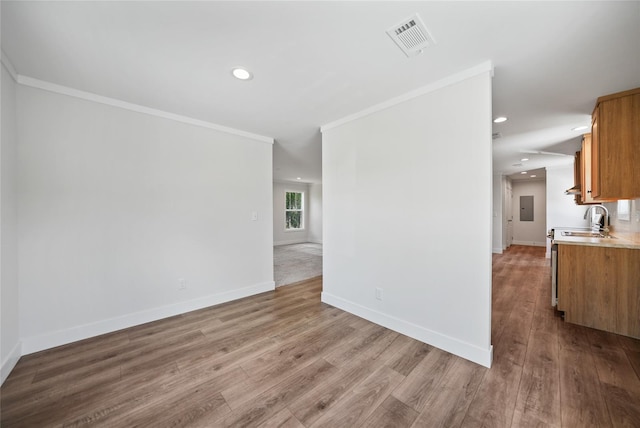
[584,205,609,233]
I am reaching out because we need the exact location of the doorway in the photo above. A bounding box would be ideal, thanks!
[273,181,323,287]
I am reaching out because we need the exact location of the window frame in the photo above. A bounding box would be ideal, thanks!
[284,190,305,231]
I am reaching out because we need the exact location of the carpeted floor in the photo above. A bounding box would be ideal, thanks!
[274,242,322,287]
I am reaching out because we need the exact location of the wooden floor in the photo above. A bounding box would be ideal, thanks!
[2,245,639,427]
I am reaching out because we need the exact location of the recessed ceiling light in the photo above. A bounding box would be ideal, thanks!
[530,175,537,178]
[296,177,301,180]
[493,116,508,123]
[520,158,529,162]
[572,125,589,131]
[231,67,253,80]
[521,171,527,174]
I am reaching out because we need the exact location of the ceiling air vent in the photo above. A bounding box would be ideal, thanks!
[386,14,436,57]
[493,132,502,139]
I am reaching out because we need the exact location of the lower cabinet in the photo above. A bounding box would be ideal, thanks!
[557,244,640,338]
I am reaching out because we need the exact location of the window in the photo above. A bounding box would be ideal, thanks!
[285,191,304,230]
[618,200,631,221]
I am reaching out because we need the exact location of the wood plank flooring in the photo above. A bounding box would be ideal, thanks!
[2,245,639,427]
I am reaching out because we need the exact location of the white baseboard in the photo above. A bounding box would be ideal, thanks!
[274,239,308,246]
[511,240,546,247]
[1,341,22,386]
[21,281,275,356]
[492,247,503,254]
[321,292,493,368]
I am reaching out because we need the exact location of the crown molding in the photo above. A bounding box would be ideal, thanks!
[1,50,19,82]
[321,61,494,133]
[16,75,274,144]
[273,179,310,186]
[544,164,573,171]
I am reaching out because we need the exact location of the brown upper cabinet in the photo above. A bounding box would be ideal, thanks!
[578,133,615,204]
[572,133,608,205]
[573,150,582,205]
[581,133,596,203]
[590,87,640,199]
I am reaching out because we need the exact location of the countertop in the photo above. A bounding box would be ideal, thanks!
[553,229,640,250]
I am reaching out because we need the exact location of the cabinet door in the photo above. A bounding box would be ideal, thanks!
[557,244,640,338]
[596,91,640,198]
[591,109,600,198]
[581,134,597,203]
[574,151,583,205]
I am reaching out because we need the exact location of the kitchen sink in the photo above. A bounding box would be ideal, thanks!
[561,231,616,239]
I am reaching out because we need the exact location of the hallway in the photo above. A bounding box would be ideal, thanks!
[490,245,640,426]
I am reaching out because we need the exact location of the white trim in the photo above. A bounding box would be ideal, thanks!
[1,341,22,386]
[273,179,312,185]
[321,292,493,368]
[1,50,19,82]
[511,240,546,247]
[0,49,22,386]
[274,239,308,246]
[16,75,274,145]
[21,281,275,355]
[545,164,573,171]
[492,247,503,254]
[321,61,494,132]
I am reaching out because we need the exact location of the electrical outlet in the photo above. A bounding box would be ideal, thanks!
[375,287,383,301]
[178,278,186,290]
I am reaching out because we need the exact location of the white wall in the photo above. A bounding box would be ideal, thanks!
[17,84,274,354]
[1,62,21,383]
[492,174,503,254]
[503,177,513,250]
[604,197,640,234]
[273,181,309,246]
[545,165,589,256]
[308,183,323,244]
[321,65,493,367]
[512,179,547,246]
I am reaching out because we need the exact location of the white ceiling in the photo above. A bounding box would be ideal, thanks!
[508,167,546,182]
[2,1,639,184]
